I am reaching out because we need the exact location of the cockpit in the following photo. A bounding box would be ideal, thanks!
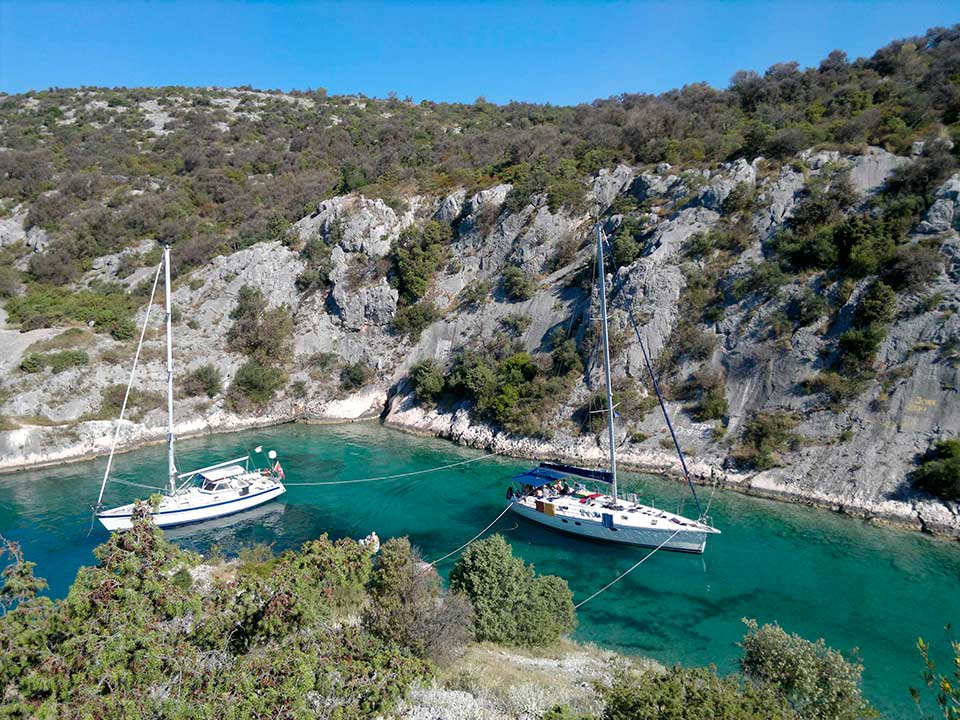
[197,465,246,493]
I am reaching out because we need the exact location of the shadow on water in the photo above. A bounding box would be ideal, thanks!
[0,422,957,717]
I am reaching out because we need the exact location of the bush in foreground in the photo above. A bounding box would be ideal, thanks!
[449,534,576,647]
[740,619,874,720]
[0,507,429,719]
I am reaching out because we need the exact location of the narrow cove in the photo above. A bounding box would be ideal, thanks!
[1,422,957,718]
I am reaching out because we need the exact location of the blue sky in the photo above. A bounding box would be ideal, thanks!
[0,1,957,103]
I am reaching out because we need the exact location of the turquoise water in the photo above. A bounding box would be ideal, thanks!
[1,423,957,717]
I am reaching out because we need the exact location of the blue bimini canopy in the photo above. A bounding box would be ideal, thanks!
[512,462,613,488]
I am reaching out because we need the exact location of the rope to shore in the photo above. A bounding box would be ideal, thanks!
[109,478,168,492]
[283,451,502,487]
[573,528,682,609]
[427,502,516,567]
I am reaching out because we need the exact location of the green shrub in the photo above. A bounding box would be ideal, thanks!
[0,266,20,298]
[230,360,283,405]
[340,361,372,390]
[0,513,430,719]
[788,289,829,327]
[364,537,472,663]
[6,284,136,339]
[734,411,799,469]
[449,534,575,647]
[393,300,439,340]
[181,364,222,398]
[603,665,795,720]
[910,439,960,501]
[855,281,896,327]
[459,279,492,309]
[882,244,943,292]
[502,266,536,302]
[391,222,450,304]
[721,182,758,215]
[226,285,293,367]
[912,636,960,719]
[409,359,445,406]
[694,385,729,421]
[836,327,885,372]
[801,371,865,405]
[19,353,45,373]
[731,260,788,301]
[740,618,873,720]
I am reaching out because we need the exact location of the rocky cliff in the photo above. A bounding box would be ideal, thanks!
[1,138,958,536]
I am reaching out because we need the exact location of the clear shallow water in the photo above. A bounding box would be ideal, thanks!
[1,423,957,717]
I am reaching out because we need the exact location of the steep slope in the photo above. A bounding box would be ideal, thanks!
[1,27,959,534]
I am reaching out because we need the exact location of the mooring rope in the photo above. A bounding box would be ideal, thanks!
[283,451,502,487]
[108,477,168,492]
[573,528,682,609]
[427,501,516,566]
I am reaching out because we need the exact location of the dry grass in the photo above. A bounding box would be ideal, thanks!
[420,640,658,719]
[26,328,96,353]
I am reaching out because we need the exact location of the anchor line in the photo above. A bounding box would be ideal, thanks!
[426,502,516,567]
[283,452,502,486]
[573,528,682,609]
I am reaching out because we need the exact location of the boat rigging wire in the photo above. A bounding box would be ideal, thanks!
[283,451,503,486]
[598,228,706,519]
[426,501,516,566]
[573,527,682,609]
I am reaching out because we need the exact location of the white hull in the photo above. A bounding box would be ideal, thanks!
[98,483,285,531]
[510,500,712,553]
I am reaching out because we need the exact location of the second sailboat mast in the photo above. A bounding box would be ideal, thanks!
[596,225,618,501]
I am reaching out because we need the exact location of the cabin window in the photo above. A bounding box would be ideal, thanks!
[561,519,568,523]
[574,521,581,526]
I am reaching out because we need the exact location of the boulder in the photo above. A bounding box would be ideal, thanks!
[435,188,467,222]
[918,173,960,234]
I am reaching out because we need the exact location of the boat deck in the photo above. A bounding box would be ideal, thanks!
[513,490,717,535]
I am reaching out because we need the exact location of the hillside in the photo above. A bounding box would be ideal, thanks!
[1,26,959,534]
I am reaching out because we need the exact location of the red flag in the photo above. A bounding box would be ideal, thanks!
[273,461,285,480]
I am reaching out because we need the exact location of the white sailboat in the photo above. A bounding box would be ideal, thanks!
[95,246,286,532]
[508,225,719,553]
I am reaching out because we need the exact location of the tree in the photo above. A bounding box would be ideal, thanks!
[181,364,223,398]
[364,537,472,663]
[910,439,960,501]
[227,285,294,367]
[603,665,795,720]
[409,359,445,405]
[230,360,283,405]
[739,619,874,720]
[449,534,575,646]
[502,266,536,302]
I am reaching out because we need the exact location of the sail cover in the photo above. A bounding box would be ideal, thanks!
[512,462,613,487]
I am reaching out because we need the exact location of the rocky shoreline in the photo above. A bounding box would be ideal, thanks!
[3,392,957,541]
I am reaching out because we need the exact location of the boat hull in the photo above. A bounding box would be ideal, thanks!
[509,501,709,553]
[98,484,285,531]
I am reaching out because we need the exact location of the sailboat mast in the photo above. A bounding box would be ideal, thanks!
[596,224,618,501]
[163,245,177,494]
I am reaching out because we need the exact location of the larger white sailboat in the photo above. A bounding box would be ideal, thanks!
[508,225,719,553]
[95,246,286,532]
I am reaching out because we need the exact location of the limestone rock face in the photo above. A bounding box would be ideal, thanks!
[3,146,960,536]
[756,164,806,238]
[918,172,960,234]
[435,188,467,222]
[328,247,398,329]
[293,195,407,257]
[848,147,908,195]
[0,206,27,248]
[696,158,756,212]
[592,164,635,211]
